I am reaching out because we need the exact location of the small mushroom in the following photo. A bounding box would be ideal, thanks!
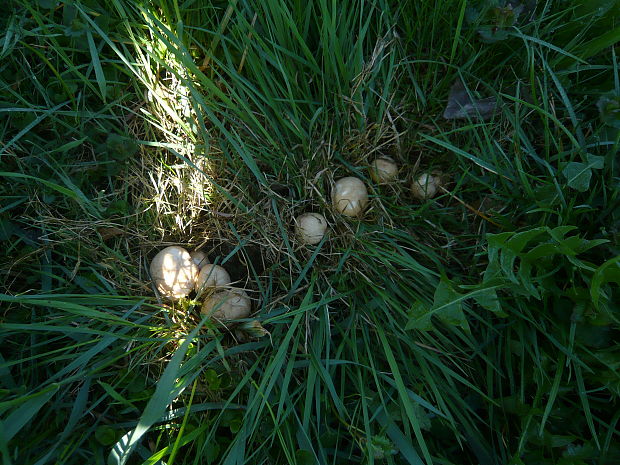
[411,173,441,200]
[201,289,251,321]
[332,176,368,217]
[370,157,398,183]
[195,264,231,294]
[295,213,328,245]
[190,250,209,269]
[149,246,198,300]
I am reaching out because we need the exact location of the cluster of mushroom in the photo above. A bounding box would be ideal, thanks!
[295,157,442,245]
[149,246,251,322]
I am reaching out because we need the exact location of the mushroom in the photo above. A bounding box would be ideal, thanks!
[295,213,328,245]
[195,264,231,294]
[411,173,441,200]
[332,176,368,217]
[201,289,251,321]
[149,246,198,300]
[370,157,398,183]
[190,250,209,269]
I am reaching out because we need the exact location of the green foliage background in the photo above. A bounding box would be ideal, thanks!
[1,0,619,464]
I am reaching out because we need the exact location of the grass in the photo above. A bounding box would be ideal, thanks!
[1,0,619,464]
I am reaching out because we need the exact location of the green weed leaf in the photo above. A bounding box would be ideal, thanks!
[473,287,506,316]
[370,435,397,459]
[406,279,469,331]
[586,154,605,169]
[433,279,469,329]
[38,0,57,8]
[562,162,593,192]
[590,256,620,308]
[407,301,433,331]
[96,426,118,446]
[597,93,620,128]
[561,155,605,192]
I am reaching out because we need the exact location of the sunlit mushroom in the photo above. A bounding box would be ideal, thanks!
[150,246,198,300]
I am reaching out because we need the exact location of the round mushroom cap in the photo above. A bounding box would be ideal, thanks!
[201,289,251,321]
[370,157,398,183]
[295,213,328,245]
[332,176,369,217]
[195,264,232,294]
[190,250,209,269]
[150,246,198,300]
[411,173,440,200]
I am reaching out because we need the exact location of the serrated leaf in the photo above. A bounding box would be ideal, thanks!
[375,407,424,465]
[65,18,87,38]
[370,434,397,459]
[468,2,529,43]
[478,25,511,43]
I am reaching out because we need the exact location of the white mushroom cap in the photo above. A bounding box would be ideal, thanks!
[149,246,198,300]
[370,157,398,183]
[201,289,251,321]
[190,250,209,269]
[295,213,328,245]
[411,173,441,200]
[195,264,231,294]
[332,176,369,217]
